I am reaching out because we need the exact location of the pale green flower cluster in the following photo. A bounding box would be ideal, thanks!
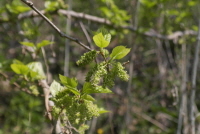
[76,50,97,66]
[78,124,89,134]
[114,62,129,81]
[102,62,129,88]
[51,89,100,126]
[85,62,107,86]
[66,100,99,125]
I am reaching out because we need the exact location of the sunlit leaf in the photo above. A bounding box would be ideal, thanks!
[50,80,63,96]
[6,4,30,14]
[27,62,46,79]
[68,88,80,95]
[98,108,110,114]
[11,64,29,75]
[110,46,130,60]
[59,74,78,88]
[37,40,54,49]
[81,94,95,101]
[44,1,59,11]
[93,33,109,48]
[20,42,35,47]
[83,82,112,94]
[104,34,111,43]
[12,59,24,64]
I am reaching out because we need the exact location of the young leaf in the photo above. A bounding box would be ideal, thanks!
[68,88,80,95]
[11,64,29,75]
[110,46,130,60]
[13,59,25,64]
[20,42,35,47]
[27,62,46,79]
[93,33,109,48]
[37,40,54,49]
[81,94,95,101]
[50,80,63,96]
[98,108,110,114]
[82,82,112,94]
[29,71,38,79]
[59,74,78,88]
[104,33,111,43]
[44,1,59,12]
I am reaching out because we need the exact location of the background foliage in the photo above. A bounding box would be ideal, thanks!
[1,0,200,134]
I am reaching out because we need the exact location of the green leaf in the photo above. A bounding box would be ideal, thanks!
[93,33,109,48]
[98,108,110,114]
[27,62,46,79]
[6,4,30,14]
[59,74,78,88]
[37,40,54,49]
[12,59,24,64]
[110,46,130,60]
[14,6,30,13]
[50,80,63,96]
[81,94,95,101]
[104,34,111,43]
[44,1,59,12]
[29,71,38,78]
[68,88,80,95]
[83,82,112,94]
[59,74,79,95]
[20,42,35,47]
[11,64,29,75]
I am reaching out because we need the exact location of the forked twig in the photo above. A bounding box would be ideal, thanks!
[21,0,92,51]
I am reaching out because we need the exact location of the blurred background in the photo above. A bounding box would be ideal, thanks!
[1,0,200,133]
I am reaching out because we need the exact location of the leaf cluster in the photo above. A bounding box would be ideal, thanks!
[9,29,130,133]
[50,75,109,132]
[10,61,46,96]
[49,29,130,133]
[77,30,130,88]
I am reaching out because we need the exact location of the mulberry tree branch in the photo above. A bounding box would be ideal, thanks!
[17,9,197,41]
[21,0,92,51]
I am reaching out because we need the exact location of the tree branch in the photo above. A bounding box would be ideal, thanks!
[39,79,52,121]
[133,111,169,132]
[189,19,200,134]
[17,9,197,41]
[20,0,92,51]
[0,71,43,96]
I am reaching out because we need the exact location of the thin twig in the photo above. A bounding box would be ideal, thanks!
[122,60,130,66]
[64,0,72,76]
[39,79,52,120]
[41,47,50,83]
[189,19,200,134]
[79,21,93,48]
[79,21,98,63]
[21,0,92,51]
[16,9,197,41]
[0,71,43,96]
[134,111,169,132]
[177,43,188,134]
